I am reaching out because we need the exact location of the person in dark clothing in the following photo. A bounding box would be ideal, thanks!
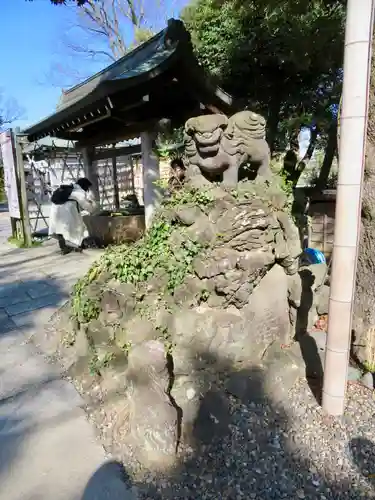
[76,177,93,193]
[168,158,186,193]
[49,177,96,255]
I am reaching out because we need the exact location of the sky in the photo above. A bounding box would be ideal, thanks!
[299,128,310,157]
[1,0,73,129]
[0,0,186,131]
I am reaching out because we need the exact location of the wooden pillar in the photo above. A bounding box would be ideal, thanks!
[141,131,161,229]
[130,156,135,193]
[13,129,32,247]
[112,145,120,211]
[82,146,99,201]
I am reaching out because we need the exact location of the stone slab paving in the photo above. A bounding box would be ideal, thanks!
[0,212,134,500]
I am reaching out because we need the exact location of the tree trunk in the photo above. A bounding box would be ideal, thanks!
[317,120,338,190]
[352,38,375,366]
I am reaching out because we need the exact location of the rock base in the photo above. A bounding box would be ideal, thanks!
[43,179,348,474]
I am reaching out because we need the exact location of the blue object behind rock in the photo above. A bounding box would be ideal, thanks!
[304,247,326,265]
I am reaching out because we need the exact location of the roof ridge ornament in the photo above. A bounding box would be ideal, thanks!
[164,18,191,49]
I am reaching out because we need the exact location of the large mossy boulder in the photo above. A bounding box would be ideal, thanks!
[58,173,309,471]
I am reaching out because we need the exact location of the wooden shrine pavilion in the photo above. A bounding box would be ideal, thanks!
[22,19,237,226]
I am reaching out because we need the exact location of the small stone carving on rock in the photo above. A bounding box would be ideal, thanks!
[184,110,271,186]
[112,340,178,472]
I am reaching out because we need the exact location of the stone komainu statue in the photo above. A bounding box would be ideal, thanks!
[184,110,271,186]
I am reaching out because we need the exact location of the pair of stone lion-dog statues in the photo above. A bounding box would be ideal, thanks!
[182,110,272,186]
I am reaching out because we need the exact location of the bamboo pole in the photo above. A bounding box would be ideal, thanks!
[322,0,375,416]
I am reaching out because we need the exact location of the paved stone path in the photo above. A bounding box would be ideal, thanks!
[0,212,134,500]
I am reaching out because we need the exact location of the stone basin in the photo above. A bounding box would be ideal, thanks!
[83,209,145,246]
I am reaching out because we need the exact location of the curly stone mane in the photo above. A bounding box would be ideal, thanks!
[222,111,267,156]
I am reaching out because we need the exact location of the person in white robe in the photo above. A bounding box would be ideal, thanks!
[49,177,97,254]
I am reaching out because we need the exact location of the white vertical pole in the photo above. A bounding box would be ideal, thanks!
[322,0,375,416]
[141,131,161,229]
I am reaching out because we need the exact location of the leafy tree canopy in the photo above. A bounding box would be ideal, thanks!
[181,0,346,150]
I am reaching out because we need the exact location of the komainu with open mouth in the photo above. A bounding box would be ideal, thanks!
[184,110,271,187]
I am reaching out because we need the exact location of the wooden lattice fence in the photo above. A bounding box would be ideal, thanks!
[23,141,172,232]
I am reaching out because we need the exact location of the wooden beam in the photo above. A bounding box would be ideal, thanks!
[94,144,141,160]
[75,95,193,148]
[76,119,159,148]
[54,131,83,141]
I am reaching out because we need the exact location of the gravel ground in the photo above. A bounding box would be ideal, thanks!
[40,283,375,498]
[97,376,375,500]
[67,352,375,500]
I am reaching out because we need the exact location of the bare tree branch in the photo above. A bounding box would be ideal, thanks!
[66,40,117,62]
[43,64,92,90]
[46,0,186,87]
[0,92,24,130]
[63,0,179,62]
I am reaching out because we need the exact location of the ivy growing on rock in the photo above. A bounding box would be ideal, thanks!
[71,185,214,323]
[99,218,203,290]
[163,185,214,210]
[88,351,115,376]
[72,277,101,324]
